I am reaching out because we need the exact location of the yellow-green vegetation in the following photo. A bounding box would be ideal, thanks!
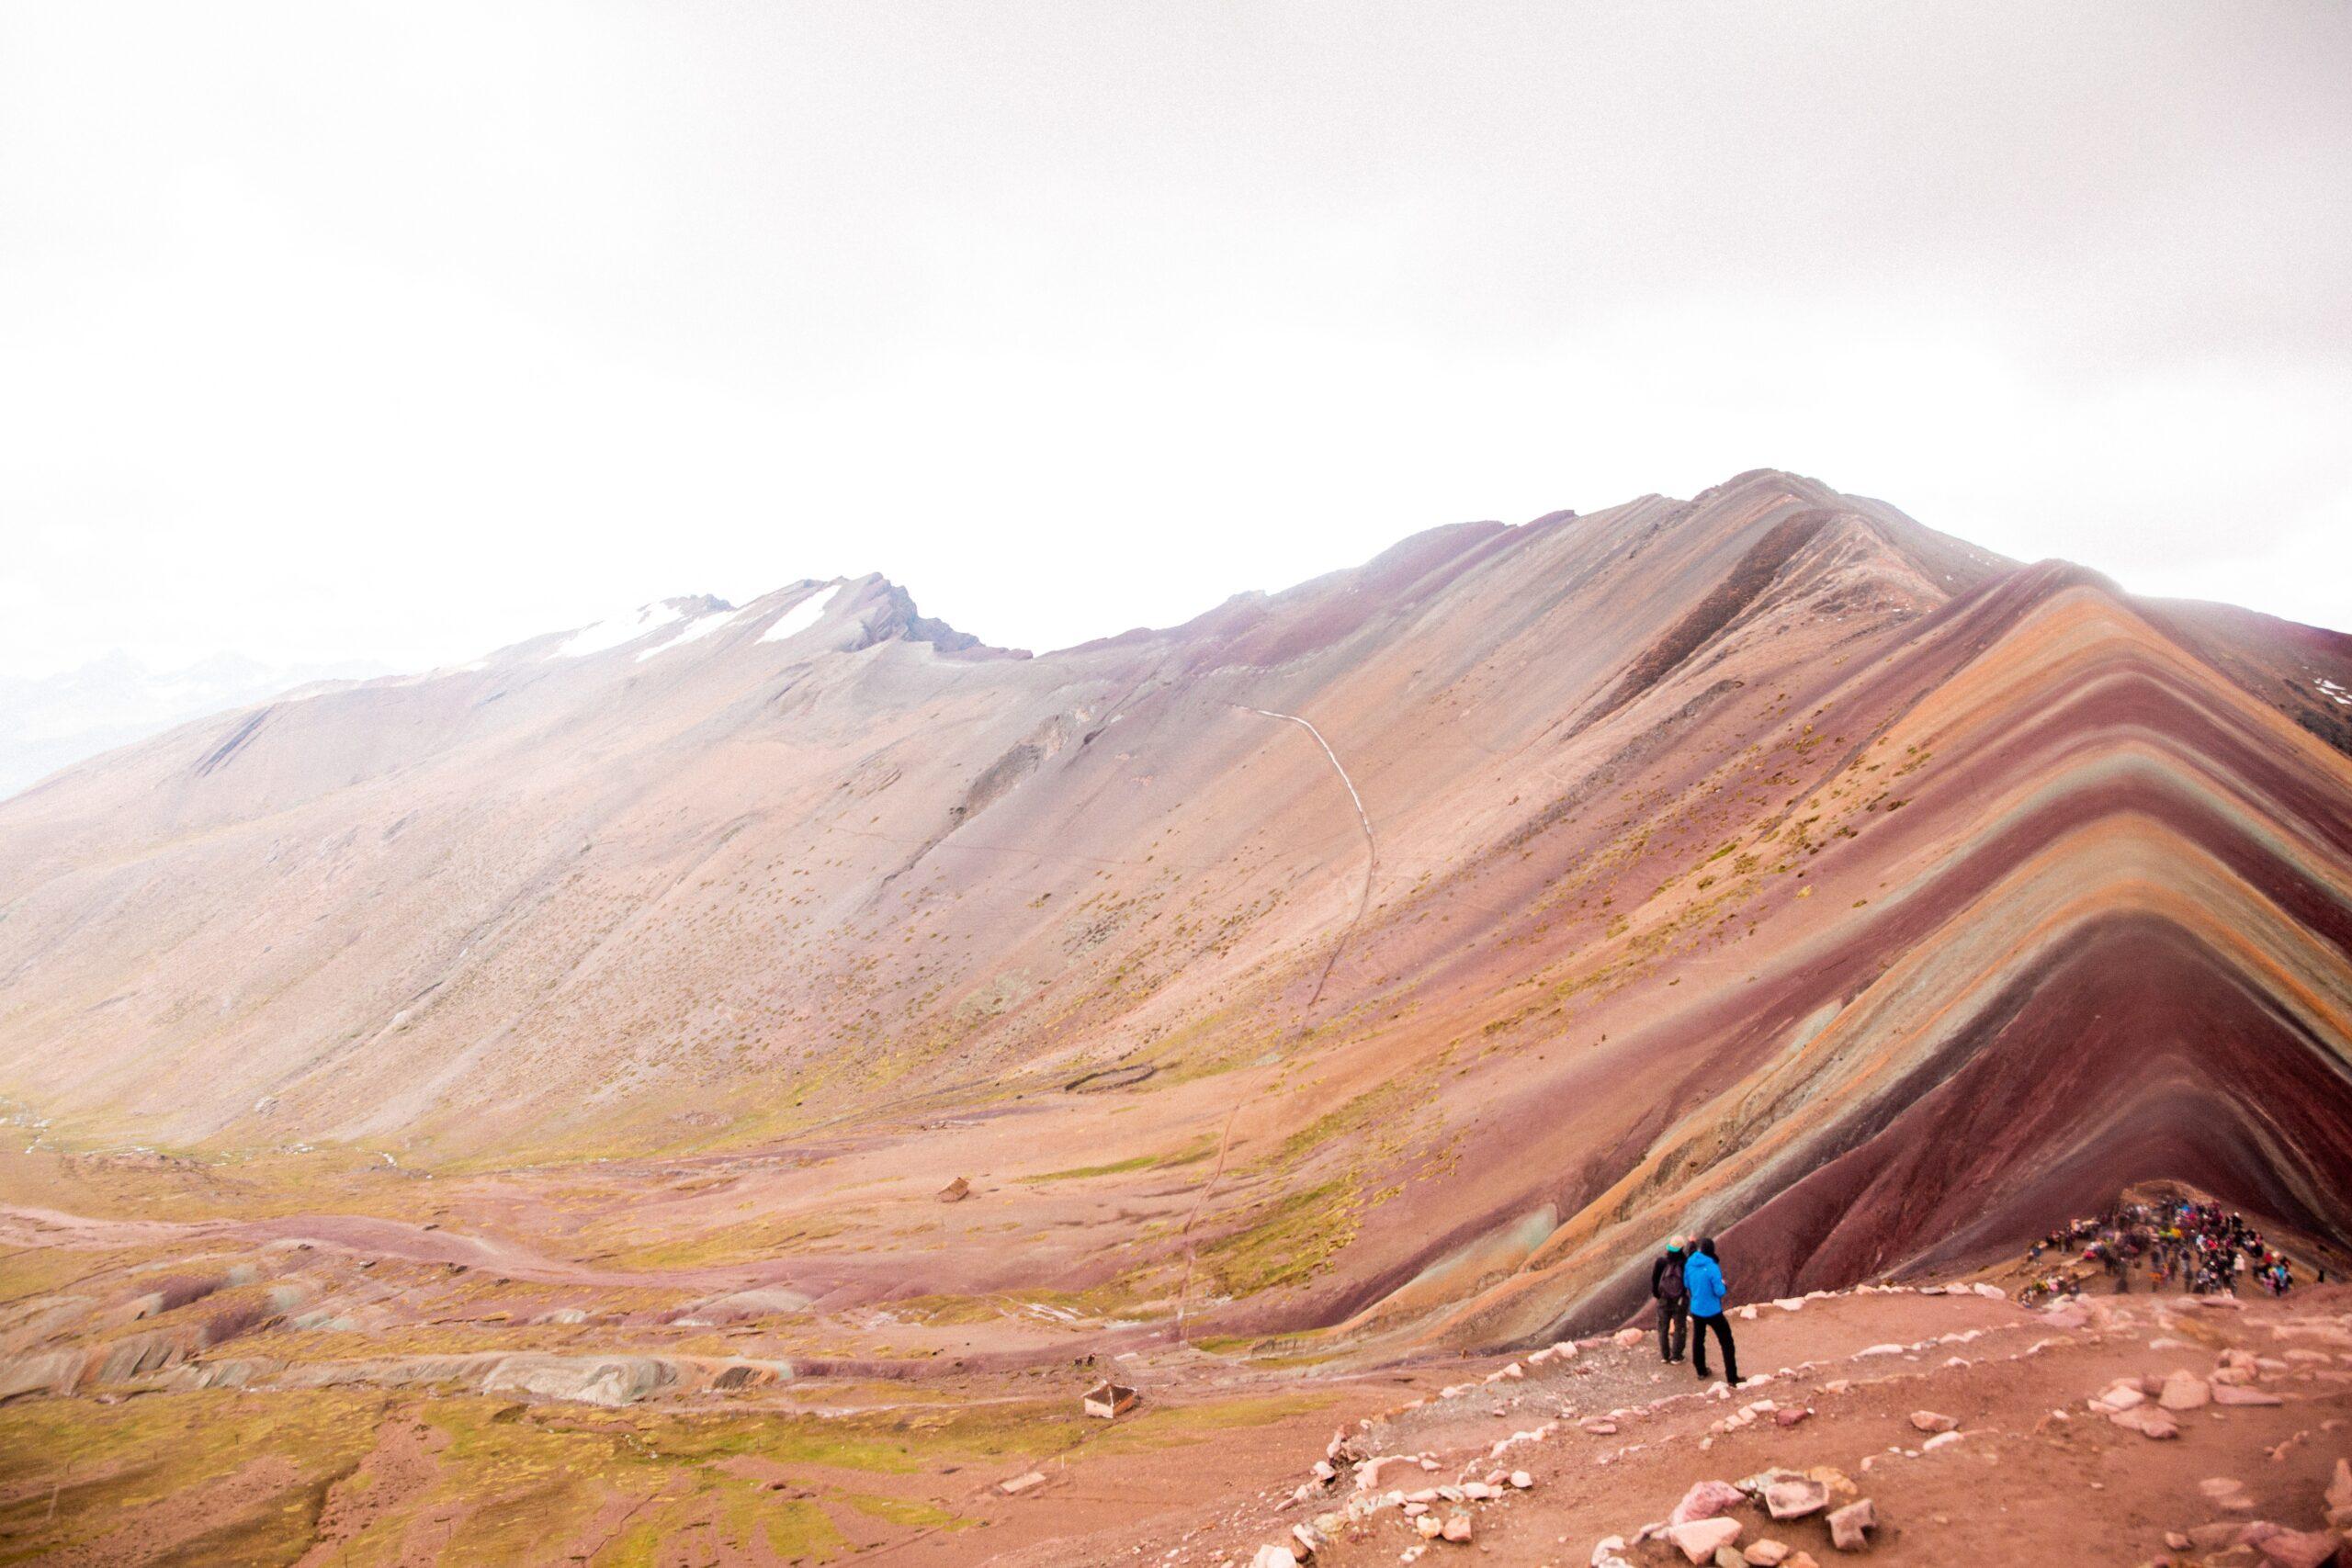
[1199,1179,1362,1297]
[1022,1133,1216,1182]
[0,1239,152,1303]
[1085,1390,1342,1453]
[0,1144,446,1228]
[583,1211,852,1272]
[0,1342,1338,1563]
[0,1387,386,1566]
[842,1491,971,1529]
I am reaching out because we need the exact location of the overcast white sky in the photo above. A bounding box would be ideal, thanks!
[3,1,2347,677]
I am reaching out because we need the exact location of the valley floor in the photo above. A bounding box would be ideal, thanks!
[3,1147,2349,1567]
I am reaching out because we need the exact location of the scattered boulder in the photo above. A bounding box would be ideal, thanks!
[2212,1382,2284,1407]
[1250,1547,1299,1568]
[936,1177,972,1203]
[1613,1328,1646,1348]
[1826,1498,1875,1551]
[1669,1480,1749,1525]
[2254,1529,2341,1568]
[1442,1515,1473,1543]
[481,1354,675,1407]
[1774,1407,1813,1428]
[2108,1404,2179,1439]
[2158,1371,2211,1410]
[2091,1381,2144,1412]
[1510,1471,1533,1490]
[0,1349,85,1401]
[688,1286,815,1323]
[1747,1544,1792,1566]
[1000,1471,1046,1495]
[1907,1411,1957,1433]
[1666,1517,1741,1563]
[1764,1476,1831,1520]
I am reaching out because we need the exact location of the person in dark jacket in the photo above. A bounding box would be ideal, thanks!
[1683,1236,1740,1385]
[1650,1235,1690,1362]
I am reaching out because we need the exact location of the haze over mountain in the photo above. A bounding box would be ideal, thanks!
[0,651,387,800]
[4,468,2347,1353]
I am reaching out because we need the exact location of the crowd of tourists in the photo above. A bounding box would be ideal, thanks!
[2019,1199,2308,1303]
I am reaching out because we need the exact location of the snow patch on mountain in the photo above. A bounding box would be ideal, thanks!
[634,609,736,661]
[548,604,687,660]
[759,584,844,644]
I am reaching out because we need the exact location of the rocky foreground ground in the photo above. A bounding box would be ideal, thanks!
[1171,1284,2352,1568]
[5,1183,2349,1568]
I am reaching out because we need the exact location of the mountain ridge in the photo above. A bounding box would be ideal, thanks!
[2,468,2346,1353]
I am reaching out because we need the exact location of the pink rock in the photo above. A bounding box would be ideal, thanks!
[1826,1498,1875,1551]
[1668,1480,1750,1526]
[2255,1529,2342,1568]
[1908,1410,1958,1433]
[2328,1458,2352,1513]
[1765,1477,1831,1519]
[1775,1407,1813,1427]
[2093,1382,2145,1411]
[2212,1382,2284,1406]
[1747,1543,1792,1566]
[2109,1404,2179,1438]
[1666,1517,1742,1563]
[1442,1515,1473,1543]
[2159,1371,2212,1410]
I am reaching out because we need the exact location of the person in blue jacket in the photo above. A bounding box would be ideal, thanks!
[1682,1235,1740,1385]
